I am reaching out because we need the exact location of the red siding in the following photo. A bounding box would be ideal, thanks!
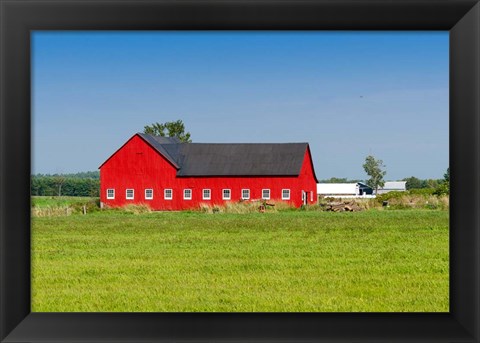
[100,135,318,210]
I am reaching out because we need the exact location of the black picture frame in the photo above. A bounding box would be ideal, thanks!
[1,0,479,342]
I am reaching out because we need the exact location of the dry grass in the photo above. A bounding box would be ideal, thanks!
[122,204,152,214]
[31,196,100,217]
[31,197,154,217]
[31,206,73,217]
[198,200,296,214]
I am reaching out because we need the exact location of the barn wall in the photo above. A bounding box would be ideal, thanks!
[100,135,178,209]
[297,148,319,205]
[100,135,318,210]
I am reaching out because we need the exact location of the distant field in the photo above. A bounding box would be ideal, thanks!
[32,196,98,207]
[32,209,449,312]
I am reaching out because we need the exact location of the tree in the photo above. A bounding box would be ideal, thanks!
[144,120,192,143]
[31,174,100,197]
[363,155,386,194]
[403,176,423,190]
[53,174,66,196]
[444,167,450,182]
[424,179,439,189]
[435,167,450,195]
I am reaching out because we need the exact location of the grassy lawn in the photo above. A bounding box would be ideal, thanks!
[31,209,449,312]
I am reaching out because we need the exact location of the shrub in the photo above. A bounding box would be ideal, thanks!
[71,199,101,214]
[408,188,436,196]
[434,182,450,196]
[375,191,406,203]
[376,189,436,204]
[381,194,449,210]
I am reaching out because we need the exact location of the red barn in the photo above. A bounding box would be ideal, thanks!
[99,133,318,210]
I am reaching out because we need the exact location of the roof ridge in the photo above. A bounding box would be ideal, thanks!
[171,142,308,145]
[137,133,180,168]
[138,134,308,146]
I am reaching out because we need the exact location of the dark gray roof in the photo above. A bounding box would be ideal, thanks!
[137,133,311,177]
[139,133,181,168]
[357,182,373,190]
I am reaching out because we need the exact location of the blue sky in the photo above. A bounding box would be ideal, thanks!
[32,31,448,180]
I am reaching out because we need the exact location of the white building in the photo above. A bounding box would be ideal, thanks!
[376,181,407,194]
[317,182,374,198]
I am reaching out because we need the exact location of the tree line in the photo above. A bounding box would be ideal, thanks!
[33,171,99,179]
[31,171,99,197]
[321,175,448,191]
[322,154,449,195]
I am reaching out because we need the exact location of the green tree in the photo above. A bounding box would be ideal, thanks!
[424,179,439,189]
[363,155,386,194]
[435,167,450,195]
[144,120,192,143]
[31,174,100,197]
[403,176,423,190]
[444,167,450,182]
[53,174,66,196]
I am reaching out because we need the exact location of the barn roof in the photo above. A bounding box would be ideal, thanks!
[139,134,181,168]
[136,133,315,178]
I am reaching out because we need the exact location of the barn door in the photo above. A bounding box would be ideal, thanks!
[302,191,307,205]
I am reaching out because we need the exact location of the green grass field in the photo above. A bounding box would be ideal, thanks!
[31,208,449,312]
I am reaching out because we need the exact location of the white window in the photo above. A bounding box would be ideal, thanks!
[203,189,211,200]
[184,189,192,200]
[145,189,153,200]
[262,189,270,200]
[282,189,290,200]
[241,189,250,200]
[164,189,173,200]
[126,189,134,200]
[106,189,115,199]
[222,189,231,200]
